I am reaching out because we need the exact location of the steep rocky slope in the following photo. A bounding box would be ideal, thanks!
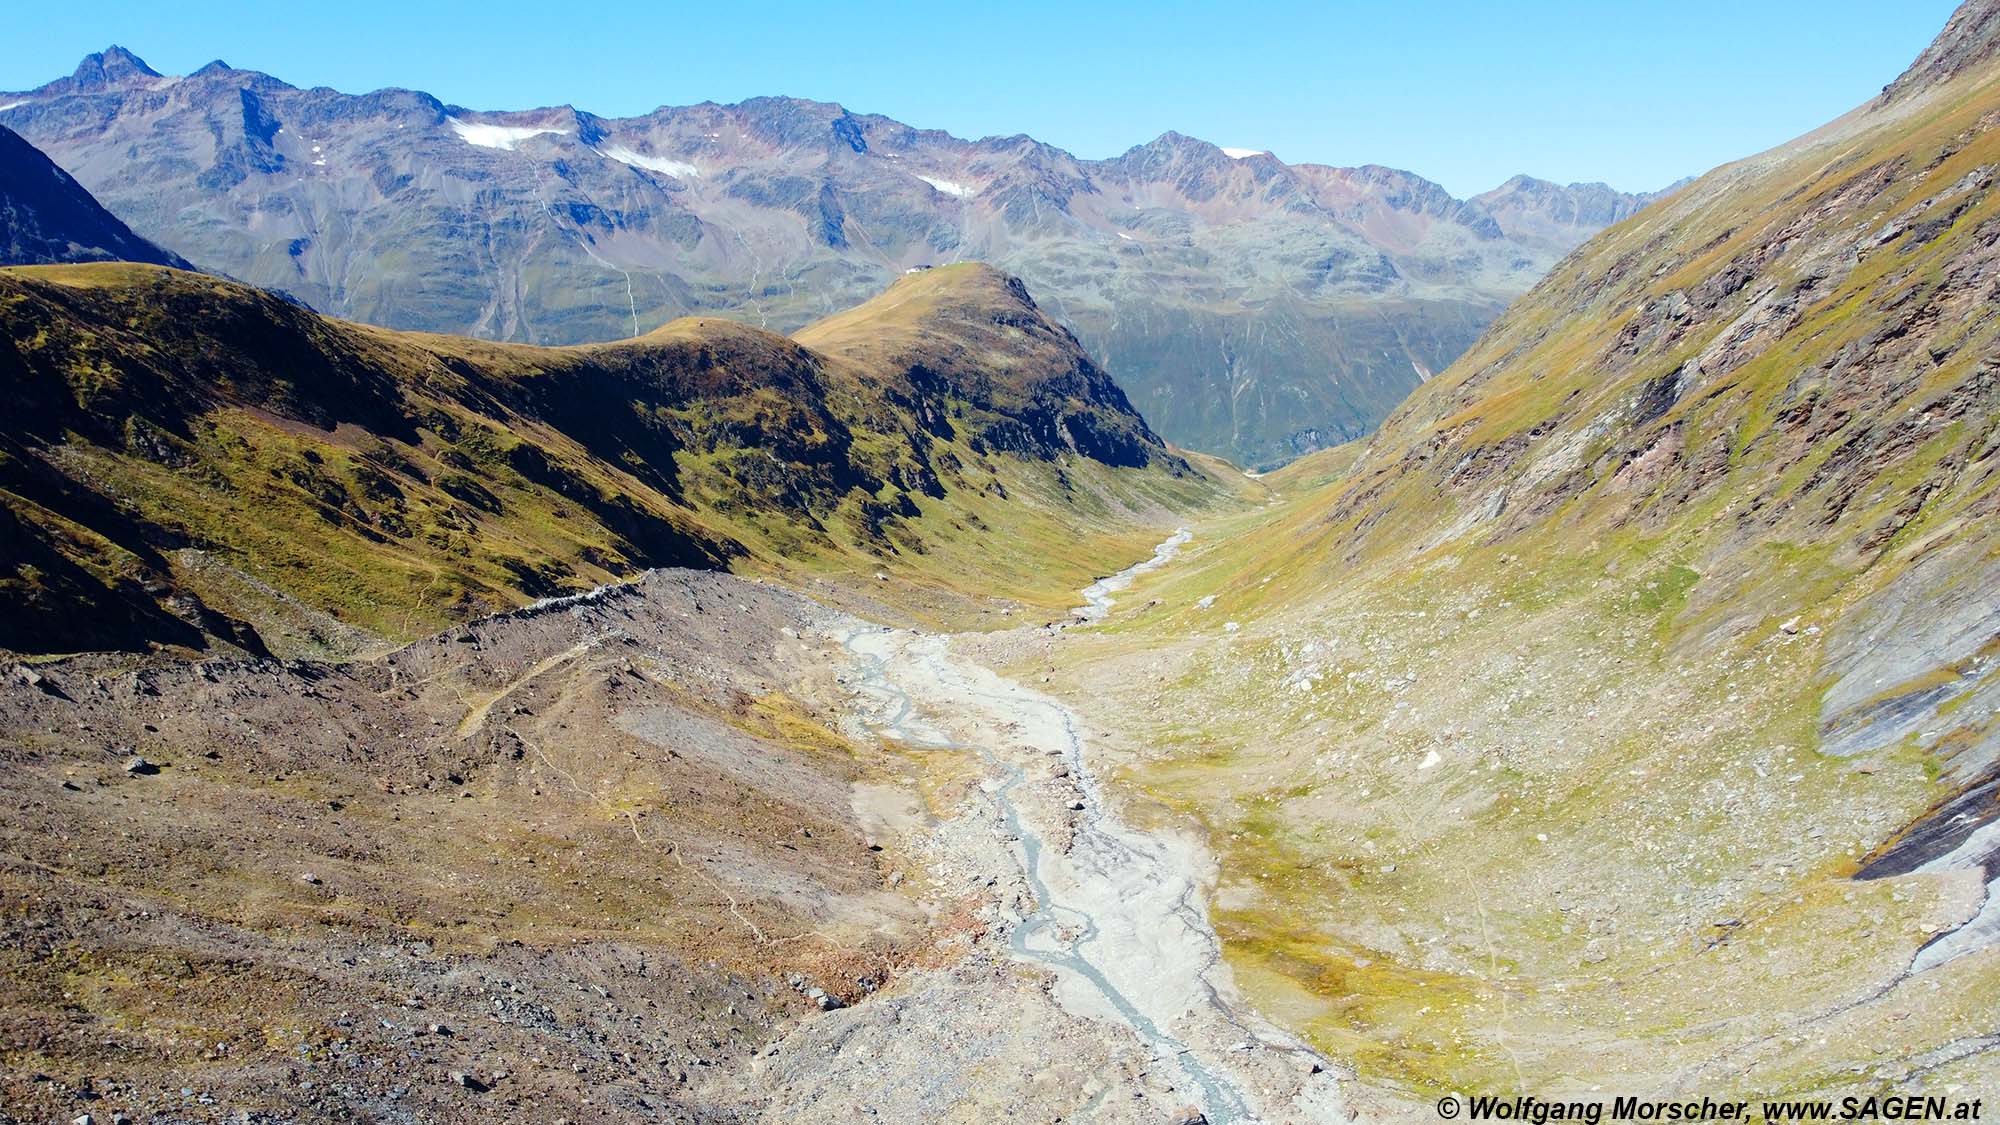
[1026,0,2000,1104]
[0,51,1664,464]
[0,261,1228,658]
[0,124,192,268]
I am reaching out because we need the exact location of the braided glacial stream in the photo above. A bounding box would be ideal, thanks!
[841,530,1274,1124]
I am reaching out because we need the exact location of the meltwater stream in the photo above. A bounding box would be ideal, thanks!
[1077,528,1191,624]
[842,528,1254,1123]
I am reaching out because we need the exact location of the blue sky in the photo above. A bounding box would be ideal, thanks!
[3,1,1960,197]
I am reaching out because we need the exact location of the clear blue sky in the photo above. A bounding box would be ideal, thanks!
[3,1,1962,197]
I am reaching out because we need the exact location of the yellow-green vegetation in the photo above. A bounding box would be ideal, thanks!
[0,261,1247,656]
[1032,29,2000,1105]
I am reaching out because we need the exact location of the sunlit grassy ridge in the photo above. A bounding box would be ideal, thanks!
[0,262,1247,656]
[1035,25,2000,1107]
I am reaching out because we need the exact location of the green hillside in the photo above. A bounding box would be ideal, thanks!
[0,262,1241,657]
[1038,7,2000,1103]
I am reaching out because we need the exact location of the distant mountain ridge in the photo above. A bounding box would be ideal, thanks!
[0,50,1670,466]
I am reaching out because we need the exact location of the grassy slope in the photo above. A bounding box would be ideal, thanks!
[0,263,1247,657]
[1036,22,2000,1105]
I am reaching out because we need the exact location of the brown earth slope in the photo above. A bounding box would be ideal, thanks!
[0,571,971,1121]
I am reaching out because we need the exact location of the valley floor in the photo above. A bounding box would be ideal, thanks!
[10,496,1994,1122]
[0,531,1357,1123]
[828,575,1342,1122]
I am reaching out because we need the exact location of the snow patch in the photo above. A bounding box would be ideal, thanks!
[447,116,568,151]
[917,174,971,198]
[0,101,28,113]
[1117,232,1135,241]
[599,143,699,178]
[1220,147,1265,159]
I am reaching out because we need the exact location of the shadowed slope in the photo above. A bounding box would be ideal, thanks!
[0,125,193,269]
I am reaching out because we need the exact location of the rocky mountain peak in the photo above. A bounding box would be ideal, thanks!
[69,45,162,89]
[1467,174,1663,248]
[1879,0,2000,103]
[726,95,875,152]
[1325,164,1469,217]
[1480,173,1555,197]
[1121,130,1229,165]
[1102,130,1299,208]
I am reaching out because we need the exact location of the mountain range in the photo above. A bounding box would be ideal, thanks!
[0,49,1667,466]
